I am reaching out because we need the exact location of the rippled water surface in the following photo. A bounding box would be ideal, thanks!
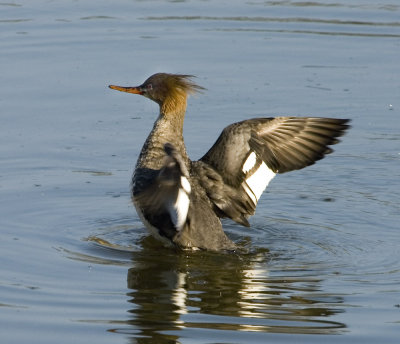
[1,1,400,343]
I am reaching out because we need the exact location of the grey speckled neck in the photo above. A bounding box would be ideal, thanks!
[135,110,189,171]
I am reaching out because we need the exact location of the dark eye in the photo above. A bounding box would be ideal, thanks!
[146,84,153,91]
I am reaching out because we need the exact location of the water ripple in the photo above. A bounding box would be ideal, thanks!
[144,15,400,27]
[68,218,353,336]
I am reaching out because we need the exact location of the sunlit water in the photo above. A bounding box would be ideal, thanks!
[1,1,400,343]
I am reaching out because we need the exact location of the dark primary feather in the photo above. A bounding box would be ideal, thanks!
[254,117,350,173]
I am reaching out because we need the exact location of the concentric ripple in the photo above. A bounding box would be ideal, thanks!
[66,205,400,340]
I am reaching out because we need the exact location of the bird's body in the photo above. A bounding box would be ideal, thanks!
[109,73,350,251]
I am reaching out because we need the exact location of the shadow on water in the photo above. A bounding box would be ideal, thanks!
[84,232,347,343]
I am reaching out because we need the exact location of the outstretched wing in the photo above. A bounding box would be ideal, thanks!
[196,117,350,225]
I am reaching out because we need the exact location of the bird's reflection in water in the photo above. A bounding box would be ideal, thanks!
[122,236,346,343]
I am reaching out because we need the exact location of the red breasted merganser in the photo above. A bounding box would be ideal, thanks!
[109,73,350,251]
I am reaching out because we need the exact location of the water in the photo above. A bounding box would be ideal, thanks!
[1,0,399,343]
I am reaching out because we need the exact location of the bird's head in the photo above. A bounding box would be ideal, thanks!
[109,73,205,115]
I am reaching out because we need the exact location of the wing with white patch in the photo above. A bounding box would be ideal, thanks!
[134,144,191,238]
[198,117,350,226]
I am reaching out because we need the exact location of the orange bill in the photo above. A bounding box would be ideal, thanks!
[108,85,143,94]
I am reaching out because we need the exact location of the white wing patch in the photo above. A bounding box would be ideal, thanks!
[242,152,276,205]
[168,176,191,231]
[242,151,257,173]
[180,176,191,194]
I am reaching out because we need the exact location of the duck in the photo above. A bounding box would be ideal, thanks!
[109,73,350,251]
